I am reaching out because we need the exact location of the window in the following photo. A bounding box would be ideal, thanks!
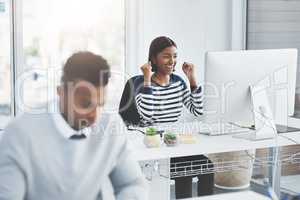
[20,0,124,113]
[0,0,11,127]
[1,0,125,128]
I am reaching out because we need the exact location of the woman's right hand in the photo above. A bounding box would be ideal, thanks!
[140,62,152,86]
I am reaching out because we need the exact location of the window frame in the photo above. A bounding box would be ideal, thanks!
[0,0,17,129]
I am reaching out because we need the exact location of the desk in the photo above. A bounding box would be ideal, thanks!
[185,191,270,200]
[129,131,300,161]
[128,123,300,200]
[279,132,300,144]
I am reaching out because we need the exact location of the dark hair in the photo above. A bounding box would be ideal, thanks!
[61,51,111,87]
[148,36,177,72]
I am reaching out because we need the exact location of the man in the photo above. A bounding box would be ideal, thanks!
[0,52,148,200]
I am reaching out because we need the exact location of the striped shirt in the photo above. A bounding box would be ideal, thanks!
[134,74,203,125]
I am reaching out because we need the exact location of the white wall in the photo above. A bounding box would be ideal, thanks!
[125,0,247,82]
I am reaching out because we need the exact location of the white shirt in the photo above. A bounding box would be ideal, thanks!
[52,112,93,139]
[0,109,148,200]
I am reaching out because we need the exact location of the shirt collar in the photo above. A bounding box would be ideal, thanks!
[52,102,92,139]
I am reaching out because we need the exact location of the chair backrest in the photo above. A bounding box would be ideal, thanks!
[119,76,142,126]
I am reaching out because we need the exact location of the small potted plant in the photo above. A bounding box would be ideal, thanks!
[143,127,161,148]
[164,132,178,147]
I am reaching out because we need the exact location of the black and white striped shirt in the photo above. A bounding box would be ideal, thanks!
[134,74,203,125]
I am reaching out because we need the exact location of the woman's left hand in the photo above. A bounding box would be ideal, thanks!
[182,62,197,85]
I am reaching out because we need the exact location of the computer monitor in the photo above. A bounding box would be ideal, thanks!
[203,49,298,127]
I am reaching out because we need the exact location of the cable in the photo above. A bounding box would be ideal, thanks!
[278,134,299,145]
[127,126,164,138]
[251,107,277,133]
[127,127,146,135]
[253,107,300,145]
[229,107,277,135]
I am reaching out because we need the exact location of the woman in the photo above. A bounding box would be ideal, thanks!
[119,36,213,198]
[136,37,202,125]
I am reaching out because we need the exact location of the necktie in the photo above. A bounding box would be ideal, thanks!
[69,134,86,140]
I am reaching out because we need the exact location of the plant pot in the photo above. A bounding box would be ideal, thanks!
[143,135,161,148]
[209,150,255,190]
[163,133,178,147]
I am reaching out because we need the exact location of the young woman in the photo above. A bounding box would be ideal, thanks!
[119,36,214,198]
[135,37,202,125]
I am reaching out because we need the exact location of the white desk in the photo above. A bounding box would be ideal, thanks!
[185,191,270,200]
[128,123,300,200]
[129,130,300,161]
[279,132,300,144]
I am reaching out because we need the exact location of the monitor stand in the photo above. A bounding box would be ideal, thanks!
[233,127,276,141]
[275,124,300,134]
[233,85,277,141]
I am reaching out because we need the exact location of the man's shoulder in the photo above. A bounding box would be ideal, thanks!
[3,113,52,140]
[8,112,50,126]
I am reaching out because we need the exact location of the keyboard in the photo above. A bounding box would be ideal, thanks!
[198,122,252,136]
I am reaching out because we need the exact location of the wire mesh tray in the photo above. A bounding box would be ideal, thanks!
[169,152,300,178]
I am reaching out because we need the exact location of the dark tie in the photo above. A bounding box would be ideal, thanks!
[69,134,86,140]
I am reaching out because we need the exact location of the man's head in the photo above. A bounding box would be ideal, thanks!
[57,51,111,130]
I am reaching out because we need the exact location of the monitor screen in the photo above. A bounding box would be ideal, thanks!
[204,49,298,126]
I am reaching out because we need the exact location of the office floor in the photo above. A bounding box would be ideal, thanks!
[170,180,251,199]
[281,175,300,195]
[170,175,300,199]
